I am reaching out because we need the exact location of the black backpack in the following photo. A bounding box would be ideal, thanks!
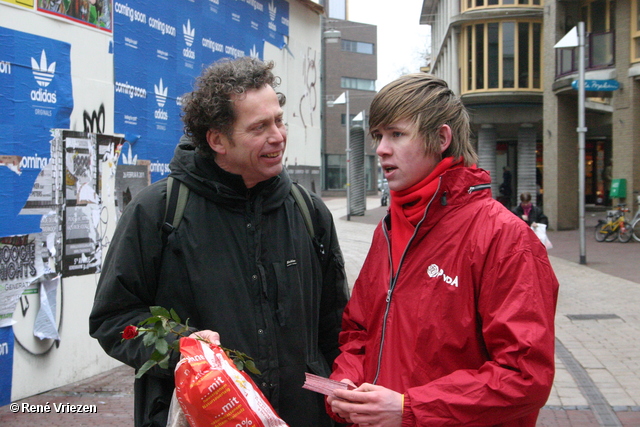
[161,177,325,260]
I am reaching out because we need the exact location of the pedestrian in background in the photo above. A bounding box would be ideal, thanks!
[498,166,512,208]
[90,57,349,427]
[327,73,559,427]
[513,192,549,227]
[603,159,613,206]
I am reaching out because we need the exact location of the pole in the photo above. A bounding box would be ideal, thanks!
[346,90,351,221]
[578,22,587,264]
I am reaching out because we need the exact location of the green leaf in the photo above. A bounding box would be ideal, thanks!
[150,306,171,319]
[244,359,261,375]
[142,331,157,347]
[234,359,244,372]
[150,350,165,362]
[158,353,170,370]
[169,308,181,324]
[155,338,169,355]
[136,359,158,379]
[153,320,167,338]
[139,316,160,326]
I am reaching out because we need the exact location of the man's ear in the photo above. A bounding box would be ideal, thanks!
[438,124,453,154]
[206,129,226,155]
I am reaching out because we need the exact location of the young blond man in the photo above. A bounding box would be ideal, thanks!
[328,74,558,427]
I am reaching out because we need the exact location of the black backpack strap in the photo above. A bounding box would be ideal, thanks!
[290,182,315,238]
[162,177,190,237]
[291,182,325,261]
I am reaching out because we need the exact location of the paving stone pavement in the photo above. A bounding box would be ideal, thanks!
[1,196,639,426]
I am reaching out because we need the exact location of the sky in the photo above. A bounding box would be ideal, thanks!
[347,0,431,90]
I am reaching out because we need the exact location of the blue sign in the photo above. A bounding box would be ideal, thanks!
[0,326,15,406]
[0,27,73,237]
[113,0,290,183]
[571,79,620,91]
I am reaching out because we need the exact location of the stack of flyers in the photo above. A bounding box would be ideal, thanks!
[302,373,356,397]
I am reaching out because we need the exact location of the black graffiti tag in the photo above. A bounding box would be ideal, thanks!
[83,104,106,133]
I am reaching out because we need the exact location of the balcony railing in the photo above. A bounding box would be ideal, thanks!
[555,31,615,78]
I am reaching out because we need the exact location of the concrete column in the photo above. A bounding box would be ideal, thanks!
[477,125,498,197]
[517,124,538,205]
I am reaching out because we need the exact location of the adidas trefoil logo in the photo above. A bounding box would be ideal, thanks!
[183,19,195,47]
[269,0,276,21]
[250,45,259,59]
[31,50,56,87]
[154,78,168,107]
[154,78,169,121]
[121,144,138,165]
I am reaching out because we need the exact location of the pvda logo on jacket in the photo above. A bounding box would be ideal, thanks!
[427,264,459,288]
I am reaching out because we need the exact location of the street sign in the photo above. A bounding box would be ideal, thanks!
[571,79,620,91]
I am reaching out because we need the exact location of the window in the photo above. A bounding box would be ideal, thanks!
[501,22,515,88]
[476,24,485,90]
[632,0,640,61]
[532,22,541,87]
[325,154,346,190]
[341,77,376,91]
[558,0,615,72]
[342,40,374,55]
[488,23,500,88]
[462,0,542,12]
[325,154,377,191]
[462,20,543,93]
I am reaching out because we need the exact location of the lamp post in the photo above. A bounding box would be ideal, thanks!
[329,91,351,220]
[577,22,586,265]
[554,23,587,265]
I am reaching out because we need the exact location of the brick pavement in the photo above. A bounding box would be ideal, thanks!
[0,364,135,426]
[0,197,639,426]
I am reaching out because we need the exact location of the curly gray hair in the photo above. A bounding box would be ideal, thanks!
[181,57,286,157]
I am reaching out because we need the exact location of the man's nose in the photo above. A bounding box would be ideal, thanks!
[376,137,390,156]
[267,123,285,143]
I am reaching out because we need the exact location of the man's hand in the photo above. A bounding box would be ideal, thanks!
[327,378,358,422]
[189,330,221,346]
[329,382,403,427]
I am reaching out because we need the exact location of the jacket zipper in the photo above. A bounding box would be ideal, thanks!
[373,178,442,384]
[468,183,491,193]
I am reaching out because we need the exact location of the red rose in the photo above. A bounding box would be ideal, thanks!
[122,325,139,340]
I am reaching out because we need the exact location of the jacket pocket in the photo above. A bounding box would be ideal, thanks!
[272,261,290,327]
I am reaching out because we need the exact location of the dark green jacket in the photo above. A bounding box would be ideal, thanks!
[89,142,349,426]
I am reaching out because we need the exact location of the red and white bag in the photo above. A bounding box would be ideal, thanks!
[174,337,288,427]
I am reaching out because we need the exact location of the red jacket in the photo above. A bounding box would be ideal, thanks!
[330,167,559,426]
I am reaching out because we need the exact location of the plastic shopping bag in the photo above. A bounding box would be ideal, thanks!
[174,337,288,427]
[167,389,189,427]
[532,223,553,249]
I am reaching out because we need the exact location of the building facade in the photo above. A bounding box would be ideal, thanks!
[543,0,640,229]
[321,18,379,197]
[0,0,328,404]
[421,0,639,230]
[422,0,544,212]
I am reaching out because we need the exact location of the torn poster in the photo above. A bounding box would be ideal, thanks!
[33,276,60,341]
[0,234,45,328]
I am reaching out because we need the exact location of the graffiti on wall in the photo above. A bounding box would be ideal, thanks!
[83,104,106,134]
[297,47,318,129]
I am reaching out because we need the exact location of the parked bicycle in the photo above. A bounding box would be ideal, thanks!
[630,194,640,243]
[595,204,633,243]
